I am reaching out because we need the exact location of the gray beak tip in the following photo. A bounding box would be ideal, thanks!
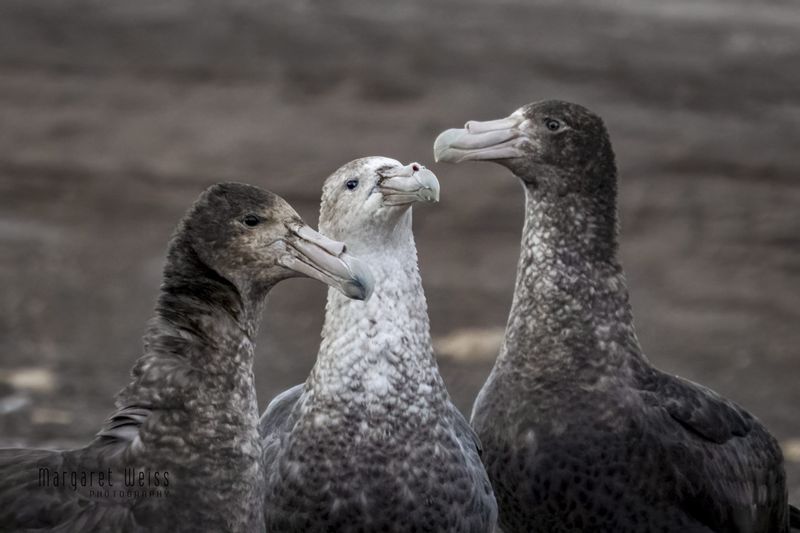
[285,226,375,301]
[417,168,441,204]
[345,278,372,301]
[432,128,465,165]
[433,130,450,164]
[341,254,375,302]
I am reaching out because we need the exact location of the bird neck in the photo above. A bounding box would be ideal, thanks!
[307,211,447,415]
[117,240,266,418]
[497,182,647,382]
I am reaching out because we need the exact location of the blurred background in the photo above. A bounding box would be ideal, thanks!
[0,0,798,497]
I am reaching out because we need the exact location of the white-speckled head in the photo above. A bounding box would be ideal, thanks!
[319,156,439,251]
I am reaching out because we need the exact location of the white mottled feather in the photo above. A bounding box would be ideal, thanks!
[260,157,497,532]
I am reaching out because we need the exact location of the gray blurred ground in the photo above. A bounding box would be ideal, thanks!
[0,0,798,497]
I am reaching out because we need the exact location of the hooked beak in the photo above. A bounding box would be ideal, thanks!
[434,115,527,164]
[378,163,440,206]
[279,224,374,301]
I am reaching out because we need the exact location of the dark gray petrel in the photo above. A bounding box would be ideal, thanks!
[0,183,372,533]
[260,157,497,533]
[435,100,797,533]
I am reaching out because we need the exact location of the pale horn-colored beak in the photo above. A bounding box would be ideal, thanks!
[378,163,440,206]
[434,115,526,164]
[279,224,374,301]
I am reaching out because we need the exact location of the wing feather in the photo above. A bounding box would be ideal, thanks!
[640,371,787,532]
[0,405,153,531]
[259,384,304,470]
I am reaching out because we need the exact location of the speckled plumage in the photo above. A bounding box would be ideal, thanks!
[260,157,497,533]
[0,183,361,533]
[437,101,791,532]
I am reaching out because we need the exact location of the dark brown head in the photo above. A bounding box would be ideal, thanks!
[169,182,373,301]
[434,100,616,198]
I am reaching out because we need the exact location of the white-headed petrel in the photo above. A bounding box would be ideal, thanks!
[260,157,498,533]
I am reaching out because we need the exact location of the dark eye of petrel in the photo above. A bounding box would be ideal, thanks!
[544,118,561,131]
[242,214,261,227]
[345,179,359,190]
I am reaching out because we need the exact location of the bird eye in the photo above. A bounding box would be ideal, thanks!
[544,118,561,131]
[345,179,359,190]
[242,214,261,227]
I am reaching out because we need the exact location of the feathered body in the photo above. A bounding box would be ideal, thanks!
[261,157,496,533]
[434,100,791,532]
[472,185,787,533]
[0,183,369,532]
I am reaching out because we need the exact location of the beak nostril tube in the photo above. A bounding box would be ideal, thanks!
[434,115,526,164]
[295,224,346,256]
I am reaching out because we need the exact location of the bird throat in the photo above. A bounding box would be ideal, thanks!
[119,243,263,418]
[498,184,645,381]
[306,228,446,417]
